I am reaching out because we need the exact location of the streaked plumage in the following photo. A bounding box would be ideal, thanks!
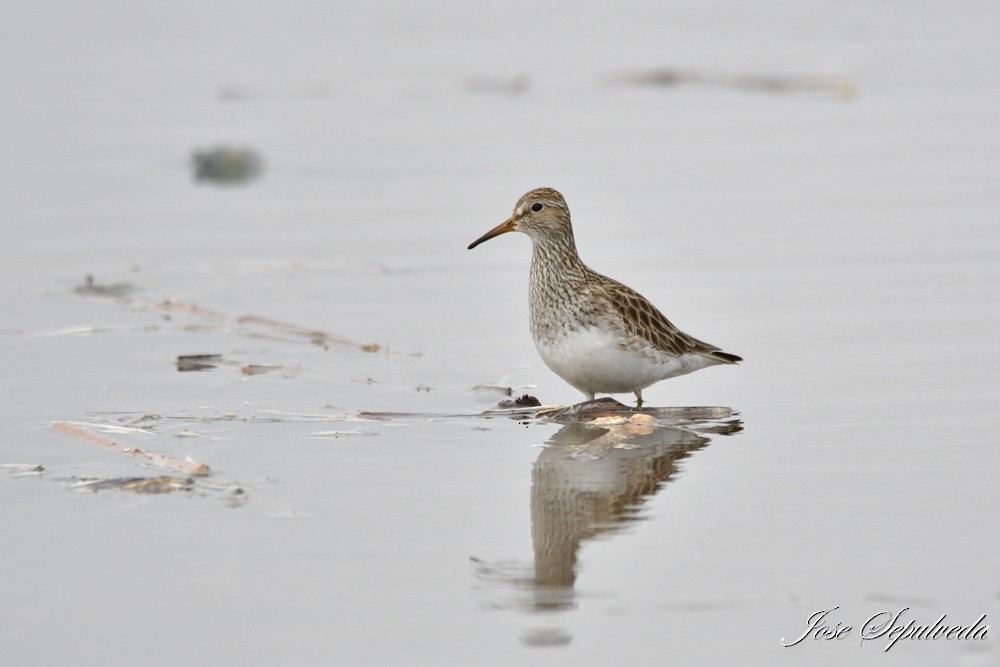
[468,187,741,406]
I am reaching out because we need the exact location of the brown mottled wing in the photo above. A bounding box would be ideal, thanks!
[594,280,742,363]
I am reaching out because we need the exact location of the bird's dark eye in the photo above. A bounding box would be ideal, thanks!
[531,203,544,212]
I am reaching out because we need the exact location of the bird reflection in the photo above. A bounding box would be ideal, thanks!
[473,404,740,615]
[531,420,708,610]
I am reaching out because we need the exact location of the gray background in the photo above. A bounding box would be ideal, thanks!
[2,1,998,665]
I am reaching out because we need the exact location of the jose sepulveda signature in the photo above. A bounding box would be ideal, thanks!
[781,607,989,652]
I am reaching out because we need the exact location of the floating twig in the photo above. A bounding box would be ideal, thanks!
[236,315,381,352]
[71,476,194,494]
[51,421,211,477]
[607,68,856,100]
[74,274,137,299]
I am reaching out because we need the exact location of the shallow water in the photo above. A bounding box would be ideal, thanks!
[2,1,999,665]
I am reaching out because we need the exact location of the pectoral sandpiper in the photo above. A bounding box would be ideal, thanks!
[468,187,741,407]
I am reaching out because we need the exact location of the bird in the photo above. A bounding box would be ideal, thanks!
[467,187,741,407]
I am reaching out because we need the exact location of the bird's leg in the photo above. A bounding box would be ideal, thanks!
[634,390,644,409]
[584,391,595,402]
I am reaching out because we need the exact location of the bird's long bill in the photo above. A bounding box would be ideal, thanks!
[467,218,516,250]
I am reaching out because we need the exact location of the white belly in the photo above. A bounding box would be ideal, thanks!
[533,326,718,396]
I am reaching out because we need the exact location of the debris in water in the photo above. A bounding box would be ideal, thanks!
[2,463,45,479]
[51,421,212,477]
[537,397,735,423]
[192,146,263,184]
[153,299,227,320]
[37,325,109,336]
[71,476,194,494]
[497,394,541,409]
[305,430,378,439]
[473,384,514,397]
[358,399,739,433]
[236,315,381,352]
[241,363,282,376]
[607,68,857,100]
[74,274,137,299]
[176,354,224,372]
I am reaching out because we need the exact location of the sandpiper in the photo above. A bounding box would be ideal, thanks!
[468,187,741,407]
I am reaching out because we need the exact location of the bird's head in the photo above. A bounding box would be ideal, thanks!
[468,187,572,249]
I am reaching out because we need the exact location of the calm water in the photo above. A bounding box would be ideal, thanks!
[2,1,998,665]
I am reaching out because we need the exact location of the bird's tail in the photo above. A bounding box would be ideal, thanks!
[709,350,742,364]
